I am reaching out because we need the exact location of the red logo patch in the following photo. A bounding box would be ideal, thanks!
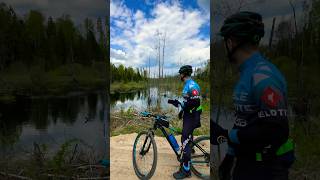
[260,87,281,108]
[192,89,199,96]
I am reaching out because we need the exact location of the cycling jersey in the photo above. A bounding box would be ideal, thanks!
[182,78,201,113]
[182,78,201,98]
[229,52,289,156]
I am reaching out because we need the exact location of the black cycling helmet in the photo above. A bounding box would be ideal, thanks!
[179,65,193,76]
[219,11,264,44]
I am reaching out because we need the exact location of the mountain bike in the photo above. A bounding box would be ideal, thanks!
[132,102,210,179]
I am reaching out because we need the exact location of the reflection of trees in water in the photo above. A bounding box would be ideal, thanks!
[31,99,49,129]
[0,93,101,147]
[111,91,140,104]
[110,86,182,111]
[0,97,29,146]
[87,93,98,120]
[49,97,81,125]
[0,120,22,148]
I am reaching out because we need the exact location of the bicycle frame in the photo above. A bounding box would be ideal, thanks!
[148,117,209,162]
[135,111,210,179]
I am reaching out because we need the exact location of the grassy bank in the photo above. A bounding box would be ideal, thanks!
[0,62,107,103]
[289,117,320,179]
[111,100,210,137]
[0,139,109,179]
[111,110,210,137]
[110,81,146,94]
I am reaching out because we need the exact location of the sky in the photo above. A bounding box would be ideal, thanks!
[212,0,309,44]
[1,0,108,26]
[110,0,210,76]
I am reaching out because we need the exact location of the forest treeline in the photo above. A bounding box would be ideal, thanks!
[267,0,320,116]
[194,60,209,82]
[0,3,107,70]
[110,64,147,83]
[0,3,108,98]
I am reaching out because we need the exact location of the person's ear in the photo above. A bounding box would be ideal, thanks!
[226,39,233,50]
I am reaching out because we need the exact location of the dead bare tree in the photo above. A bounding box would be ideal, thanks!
[161,32,166,78]
[155,30,162,79]
[289,0,298,35]
[289,0,303,90]
[148,56,151,78]
[269,17,276,49]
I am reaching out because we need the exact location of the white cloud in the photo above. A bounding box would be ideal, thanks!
[110,48,127,60]
[110,0,210,75]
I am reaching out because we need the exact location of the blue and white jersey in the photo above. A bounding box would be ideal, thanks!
[225,52,290,157]
[232,52,288,129]
[182,78,201,99]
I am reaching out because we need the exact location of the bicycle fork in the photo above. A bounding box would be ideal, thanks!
[139,131,153,156]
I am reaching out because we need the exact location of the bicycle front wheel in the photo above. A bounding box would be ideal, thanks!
[190,135,210,179]
[132,131,157,180]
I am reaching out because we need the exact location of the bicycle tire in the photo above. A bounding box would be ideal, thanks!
[190,135,211,179]
[132,131,157,180]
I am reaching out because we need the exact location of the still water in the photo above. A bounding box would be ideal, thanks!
[0,91,108,159]
[111,87,184,113]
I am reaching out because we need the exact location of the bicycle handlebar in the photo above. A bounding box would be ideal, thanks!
[140,99,182,120]
[167,99,182,108]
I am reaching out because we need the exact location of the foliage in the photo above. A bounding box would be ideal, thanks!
[110,64,147,83]
[0,139,109,179]
[0,3,108,71]
[110,81,146,93]
[0,3,108,97]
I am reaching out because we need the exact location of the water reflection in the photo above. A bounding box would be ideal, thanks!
[110,87,183,112]
[0,92,107,158]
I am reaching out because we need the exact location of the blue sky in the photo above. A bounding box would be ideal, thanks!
[110,0,210,76]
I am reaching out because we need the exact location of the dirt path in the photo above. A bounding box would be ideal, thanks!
[110,133,202,180]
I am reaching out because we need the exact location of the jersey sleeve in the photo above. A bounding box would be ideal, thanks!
[182,84,189,98]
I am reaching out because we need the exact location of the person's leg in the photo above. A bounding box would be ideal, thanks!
[173,113,194,179]
[181,127,193,169]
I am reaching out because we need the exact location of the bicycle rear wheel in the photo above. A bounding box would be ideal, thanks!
[132,131,157,180]
[190,136,210,179]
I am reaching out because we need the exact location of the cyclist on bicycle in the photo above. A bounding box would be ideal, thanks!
[170,65,202,179]
[210,12,295,180]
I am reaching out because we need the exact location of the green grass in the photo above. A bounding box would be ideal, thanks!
[111,107,210,137]
[110,81,146,94]
[0,62,107,101]
[289,117,320,179]
[0,138,109,179]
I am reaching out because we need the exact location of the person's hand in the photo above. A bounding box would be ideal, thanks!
[168,99,181,108]
[210,120,228,145]
[219,154,235,180]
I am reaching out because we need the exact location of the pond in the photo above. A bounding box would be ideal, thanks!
[111,86,184,113]
[0,91,108,160]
